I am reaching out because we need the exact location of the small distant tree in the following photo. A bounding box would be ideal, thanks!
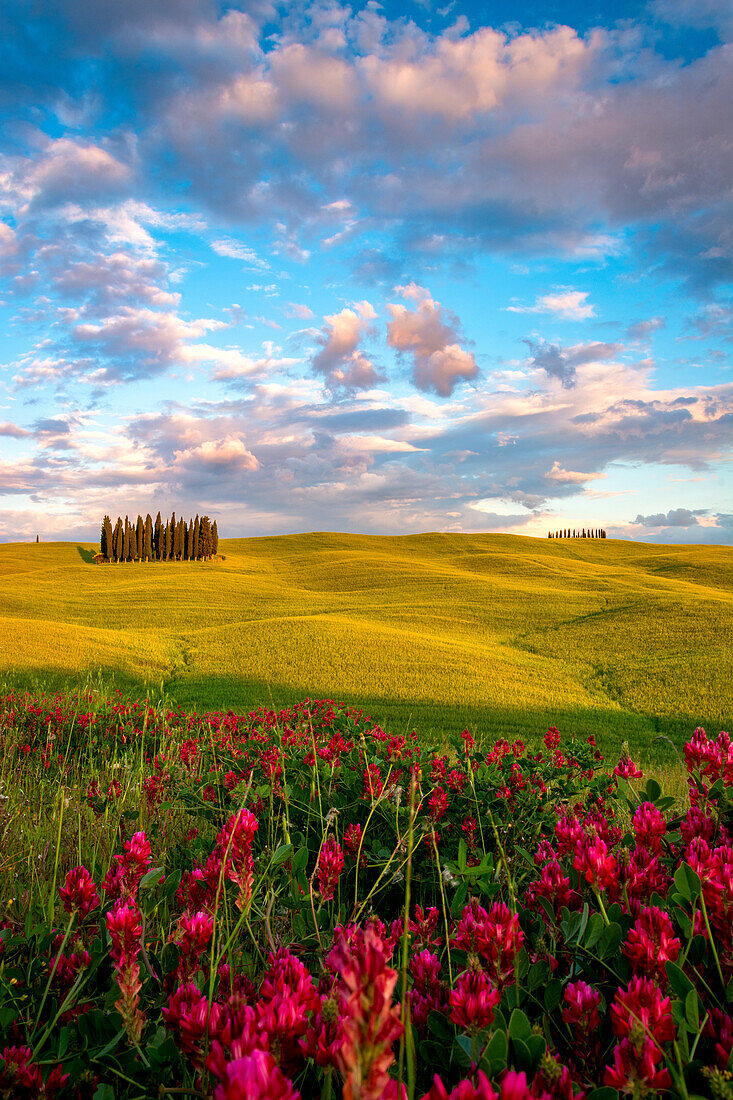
[212,520,218,556]
[185,518,194,560]
[136,515,144,560]
[144,514,153,561]
[177,517,185,560]
[193,515,200,560]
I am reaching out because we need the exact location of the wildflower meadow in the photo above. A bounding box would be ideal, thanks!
[0,691,731,1099]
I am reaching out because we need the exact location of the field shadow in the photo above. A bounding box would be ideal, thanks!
[76,546,96,564]
[0,666,721,771]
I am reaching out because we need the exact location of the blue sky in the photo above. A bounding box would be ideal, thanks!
[0,0,730,543]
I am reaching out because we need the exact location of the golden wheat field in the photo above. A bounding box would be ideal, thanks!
[0,533,730,758]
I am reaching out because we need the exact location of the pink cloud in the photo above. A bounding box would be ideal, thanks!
[312,301,384,391]
[387,284,478,396]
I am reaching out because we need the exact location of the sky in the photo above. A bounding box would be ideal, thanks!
[0,0,731,544]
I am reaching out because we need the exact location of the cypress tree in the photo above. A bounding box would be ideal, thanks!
[154,512,162,561]
[186,518,194,560]
[144,514,153,561]
[101,515,111,559]
[136,515,144,560]
[122,517,130,561]
[163,521,170,561]
[212,520,218,555]
[172,514,181,560]
[177,517,184,560]
[111,518,120,561]
[193,515,200,560]
[169,513,176,560]
[199,515,212,560]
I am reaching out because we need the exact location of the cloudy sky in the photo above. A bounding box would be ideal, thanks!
[0,0,731,543]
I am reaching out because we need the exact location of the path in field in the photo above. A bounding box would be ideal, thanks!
[0,533,730,754]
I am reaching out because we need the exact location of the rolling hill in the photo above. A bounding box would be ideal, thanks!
[0,533,730,760]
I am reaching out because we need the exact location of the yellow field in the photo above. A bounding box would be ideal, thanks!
[0,533,730,756]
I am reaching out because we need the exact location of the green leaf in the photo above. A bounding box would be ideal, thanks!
[576,901,590,945]
[93,1087,116,1100]
[685,988,700,1031]
[508,1008,532,1041]
[427,1011,454,1042]
[666,961,695,1000]
[674,863,702,903]
[451,881,468,920]
[139,866,164,892]
[511,1035,532,1072]
[645,779,662,802]
[544,980,563,1014]
[528,960,549,991]
[292,846,309,872]
[271,843,293,867]
[599,922,622,959]
[587,1090,619,1100]
[482,1028,508,1071]
[458,838,467,872]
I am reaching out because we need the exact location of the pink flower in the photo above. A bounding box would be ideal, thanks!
[317,839,345,902]
[0,1045,68,1097]
[604,1038,672,1095]
[452,900,524,987]
[102,831,152,902]
[420,1071,499,1099]
[214,1050,301,1100]
[614,753,643,780]
[429,786,449,821]
[328,923,403,1100]
[58,865,99,920]
[632,803,667,854]
[526,861,580,920]
[344,822,367,867]
[573,837,617,891]
[610,977,674,1046]
[106,902,144,1043]
[622,907,681,983]
[172,910,214,981]
[409,949,445,1032]
[215,807,259,911]
[562,981,601,1036]
[544,727,561,750]
[448,967,501,1032]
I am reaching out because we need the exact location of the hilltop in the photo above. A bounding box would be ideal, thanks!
[0,532,730,758]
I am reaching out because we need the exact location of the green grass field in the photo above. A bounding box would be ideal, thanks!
[0,533,730,762]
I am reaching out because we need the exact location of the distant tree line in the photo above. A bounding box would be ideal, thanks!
[548,528,607,539]
[99,513,219,562]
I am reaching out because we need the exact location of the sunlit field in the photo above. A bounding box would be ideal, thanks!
[0,533,730,762]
